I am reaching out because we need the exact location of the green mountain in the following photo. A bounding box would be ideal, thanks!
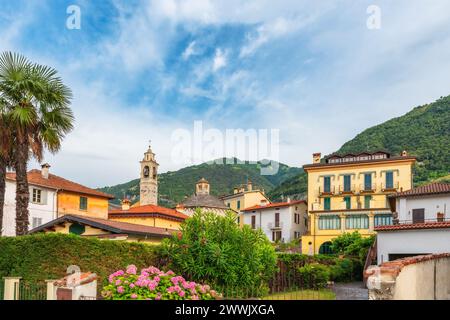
[99,158,302,207]
[268,95,450,200]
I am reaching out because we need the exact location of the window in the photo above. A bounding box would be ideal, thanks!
[318,215,341,230]
[319,242,333,254]
[69,223,86,235]
[364,173,372,190]
[227,203,230,207]
[364,195,372,209]
[32,188,42,204]
[32,217,42,229]
[374,214,393,226]
[275,212,280,227]
[324,197,331,210]
[294,213,300,224]
[386,171,394,189]
[79,197,88,211]
[346,215,369,229]
[272,231,282,242]
[236,216,240,224]
[343,175,351,191]
[323,176,331,193]
[251,215,256,229]
[344,197,351,209]
[237,200,241,210]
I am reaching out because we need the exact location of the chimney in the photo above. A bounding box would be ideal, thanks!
[233,188,238,194]
[260,199,268,206]
[401,150,408,157]
[247,180,253,191]
[41,163,51,179]
[121,199,131,211]
[313,153,321,164]
[287,197,291,203]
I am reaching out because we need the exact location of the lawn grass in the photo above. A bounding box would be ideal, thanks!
[263,289,336,300]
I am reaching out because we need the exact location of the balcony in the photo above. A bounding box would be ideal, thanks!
[338,184,356,195]
[381,181,400,192]
[359,183,376,194]
[268,221,283,229]
[393,216,450,225]
[318,186,335,196]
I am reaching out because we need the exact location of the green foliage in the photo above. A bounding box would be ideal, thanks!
[330,232,375,262]
[0,233,158,289]
[98,158,301,207]
[102,266,219,300]
[160,210,277,292]
[298,264,330,289]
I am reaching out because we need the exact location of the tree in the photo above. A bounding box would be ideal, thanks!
[0,52,74,235]
[160,210,277,295]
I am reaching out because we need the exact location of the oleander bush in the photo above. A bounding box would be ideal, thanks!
[102,265,220,300]
[159,210,277,295]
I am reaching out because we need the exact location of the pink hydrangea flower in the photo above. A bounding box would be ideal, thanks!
[126,265,137,275]
[117,286,124,294]
[115,279,121,286]
[155,293,162,300]
[130,293,138,299]
[179,290,185,297]
[129,283,135,289]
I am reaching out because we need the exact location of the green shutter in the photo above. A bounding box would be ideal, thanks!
[324,198,331,210]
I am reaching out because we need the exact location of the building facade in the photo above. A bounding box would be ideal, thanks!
[376,182,450,264]
[176,178,231,217]
[242,200,308,243]
[221,181,271,226]
[2,164,114,236]
[301,151,416,255]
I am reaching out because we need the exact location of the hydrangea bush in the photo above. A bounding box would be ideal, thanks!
[101,265,220,300]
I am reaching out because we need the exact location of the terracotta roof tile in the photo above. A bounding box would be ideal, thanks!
[375,221,450,231]
[242,200,306,212]
[109,204,188,220]
[389,182,450,198]
[6,170,114,199]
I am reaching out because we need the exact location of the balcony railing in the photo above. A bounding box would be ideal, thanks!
[268,221,283,229]
[338,184,356,194]
[359,183,376,193]
[318,186,335,196]
[381,181,400,192]
[393,217,450,225]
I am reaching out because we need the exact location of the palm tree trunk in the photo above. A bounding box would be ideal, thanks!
[14,140,29,235]
[0,156,6,235]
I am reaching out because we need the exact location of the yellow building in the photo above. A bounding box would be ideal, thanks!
[221,180,271,226]
[301,151,416,255]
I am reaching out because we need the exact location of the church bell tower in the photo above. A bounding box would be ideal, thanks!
[140,143,159,206]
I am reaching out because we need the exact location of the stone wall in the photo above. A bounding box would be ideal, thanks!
[366,253,450,300]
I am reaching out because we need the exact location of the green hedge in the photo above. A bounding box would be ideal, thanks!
[0,233,158,287]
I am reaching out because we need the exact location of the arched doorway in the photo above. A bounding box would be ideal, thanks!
[319,241,333,254]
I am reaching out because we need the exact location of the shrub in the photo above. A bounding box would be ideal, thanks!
[298,263,330,288]
[160,210,277,293]
[102,265,219,300]
[329,258,354,282]
[330,232,375,261]
[0,233,158,291]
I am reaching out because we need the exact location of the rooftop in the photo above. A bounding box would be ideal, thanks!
[242,200,307,212]
[375,220,450,232]
[6,169,114,199]
[29,214,178,238]
[389,182,450,198]
[180,193,229,210]
[109,204,189,220]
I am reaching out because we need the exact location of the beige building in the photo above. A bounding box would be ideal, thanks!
[221,181,271,226]
[139,144,158,206]
[177,178,232,217]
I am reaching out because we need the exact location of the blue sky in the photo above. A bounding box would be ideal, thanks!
[1,0,450,187]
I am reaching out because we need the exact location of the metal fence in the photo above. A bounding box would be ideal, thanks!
[17,281,47,300]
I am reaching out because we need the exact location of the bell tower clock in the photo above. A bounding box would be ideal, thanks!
[140,143,159,206]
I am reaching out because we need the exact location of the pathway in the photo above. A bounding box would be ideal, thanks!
[332,282,369,300]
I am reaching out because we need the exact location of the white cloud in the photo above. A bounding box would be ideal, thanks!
[182,41,197,60]
[212,48,227,71]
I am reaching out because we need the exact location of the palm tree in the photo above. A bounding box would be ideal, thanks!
[0,52,74,235]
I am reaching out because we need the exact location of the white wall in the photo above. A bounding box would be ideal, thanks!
[377,229,450,264]
[242,203,308,242]
[2,180,57,236]
[396,194,449,221]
